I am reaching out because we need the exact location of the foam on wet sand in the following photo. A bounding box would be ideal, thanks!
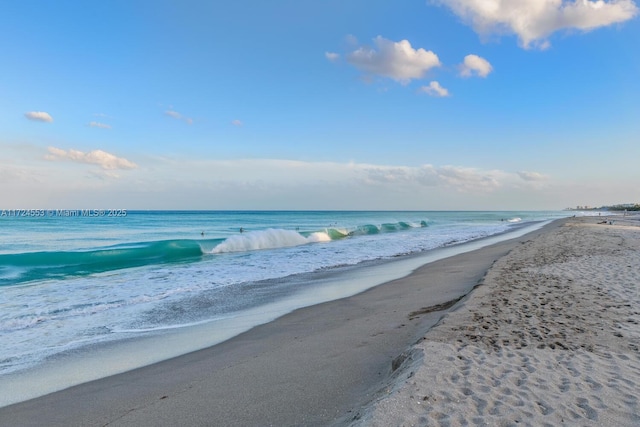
[352,216,640,426]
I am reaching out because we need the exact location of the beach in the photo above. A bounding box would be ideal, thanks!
[352,215,640,426]
[1,215,638,426]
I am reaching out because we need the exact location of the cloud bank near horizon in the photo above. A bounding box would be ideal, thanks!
[2,144,634,209]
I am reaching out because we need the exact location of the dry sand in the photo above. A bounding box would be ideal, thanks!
[352,216,640,427]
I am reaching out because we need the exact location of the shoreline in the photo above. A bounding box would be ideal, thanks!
[351,215,640,426]
[0,219,564,426]
[0,219,552,409]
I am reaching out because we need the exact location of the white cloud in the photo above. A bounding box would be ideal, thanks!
[0,144,577,210]
[460,54,493,77]
[518,171,548,181]
[419,81,450,97]
[165,110,193,125]
[434,0,639,49]
[45,147,137,170]
[345,34,359,46]
[143,157,533,196]
[361,164,508,193]
[231,119,243,127]
[24,112,53,123]
[89,121,112,129]
[325,52,340,62]
[346,36,441,84]
[436,165,504,191]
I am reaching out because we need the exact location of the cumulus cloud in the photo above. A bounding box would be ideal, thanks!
[24,112,53,123]
[346,36,441,84]
[45,147,137,170]
[231,119,243,127]
[460,54,493,77]
[518,171,548,181]
[434,0,639,49]
[419,81,450,97]
[165,110,193,125]
[325,52,340,62]
[89,121,112,129]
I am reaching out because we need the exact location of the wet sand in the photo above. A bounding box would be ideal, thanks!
[0,219,569,426]
[353,216,640,426]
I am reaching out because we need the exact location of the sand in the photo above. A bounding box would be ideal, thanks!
[2,216,638,426]
[351,216,640,426]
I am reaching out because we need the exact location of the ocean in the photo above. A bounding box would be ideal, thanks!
[0,210,570,404]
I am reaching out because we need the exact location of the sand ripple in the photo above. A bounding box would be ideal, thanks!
[353,217,640,426]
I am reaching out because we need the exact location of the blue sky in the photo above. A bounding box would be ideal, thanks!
[1,0,638,210]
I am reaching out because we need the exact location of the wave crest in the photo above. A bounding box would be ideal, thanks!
[212,229,330,254]
[0,240,204,286]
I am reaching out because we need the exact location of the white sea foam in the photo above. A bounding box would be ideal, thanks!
[211,228,326,253]
[307,231,332,242]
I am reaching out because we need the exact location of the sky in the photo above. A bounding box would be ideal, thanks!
[1,0,639,210]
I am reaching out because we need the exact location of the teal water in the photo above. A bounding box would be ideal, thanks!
[0,210,570,379]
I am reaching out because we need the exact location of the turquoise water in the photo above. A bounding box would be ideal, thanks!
[0,210,569,378]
